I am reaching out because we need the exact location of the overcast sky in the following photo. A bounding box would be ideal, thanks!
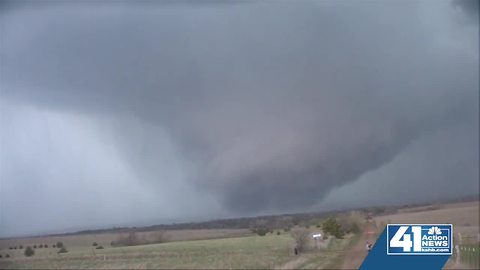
[0,0,478,237]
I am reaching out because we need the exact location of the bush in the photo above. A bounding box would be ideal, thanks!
[56,242,64,249]
[39,244,43,248]
[110,241,115,247]
[44,244,48,248]
[0,254,2,258]
[338,211,365,234]
[19,245,23,249]
[24,246,34,257]
[95,246,104,249]
[250,219,271,236]
[92,242,98,246]
[254,228,268,236]
[277,231,281,235]
[5,254,10,258]
[33,245,37,249]
[322,218,345,239]
[52,244,56,248]
[291,228,310,253]
[57,247,68,254]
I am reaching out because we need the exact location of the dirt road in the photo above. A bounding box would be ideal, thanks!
[277,254,312,269]
[342,217,377,269]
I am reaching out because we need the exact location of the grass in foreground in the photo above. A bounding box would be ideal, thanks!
[294,233,360,269]
[0,234,295,269]
[0,231,360,269]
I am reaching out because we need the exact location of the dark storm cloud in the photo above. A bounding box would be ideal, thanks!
[453,0,479,20]
[0,0,478,228]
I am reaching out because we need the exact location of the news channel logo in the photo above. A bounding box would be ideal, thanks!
[387,224,452,255]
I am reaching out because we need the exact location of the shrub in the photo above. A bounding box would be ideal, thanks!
[322,217,345,239]
[44,244,48,248]
[254,228,268,236]
[57,247,68,254]
[0,254,2,258]
[19,245,23,249]
[5,254,10,258]
[39,244,43,248]
[250,219,271,236]
[338,211,365,234]
[110,241,115,247]
[277,231,281,235]
[95,246,104,249]
[56,242,64,249]
[52,244,56,248]
[92,242,98,246]
[291,228,310,253]
[33,245,37,249]
[24,246,34,257]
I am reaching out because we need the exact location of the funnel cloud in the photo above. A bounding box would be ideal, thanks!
[0,0,478,236]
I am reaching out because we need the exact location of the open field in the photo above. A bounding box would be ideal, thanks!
[0,229,252,252]
[1,200,478,269]
[0,230,355,269]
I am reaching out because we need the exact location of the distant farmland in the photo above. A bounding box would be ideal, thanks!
[0,199,478,269]
[0,230,355,269]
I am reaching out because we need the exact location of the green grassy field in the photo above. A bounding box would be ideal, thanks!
[0,234,292,269]
[0,231,355,269]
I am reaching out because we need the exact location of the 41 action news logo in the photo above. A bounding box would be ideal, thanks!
[387,224,452,255]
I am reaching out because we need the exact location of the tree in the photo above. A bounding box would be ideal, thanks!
[322,218,345,239]
[24,246,34,257]
[56,242,64,249]
[338,211,364,234]
[290,228,310,253]
[250,219,271,236]
[253,227,268,236]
